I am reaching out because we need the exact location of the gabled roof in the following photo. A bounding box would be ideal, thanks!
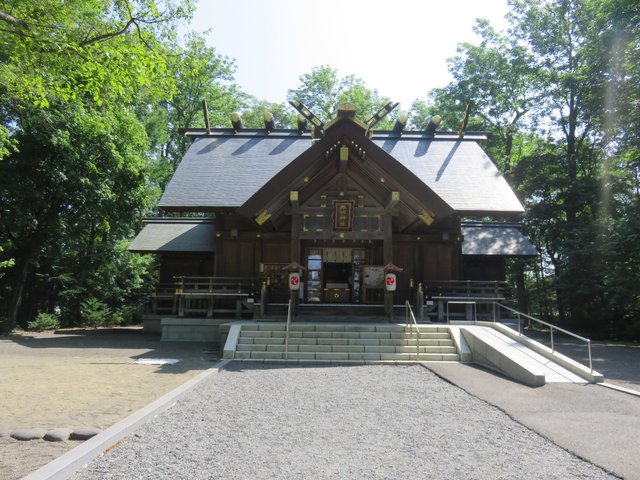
[159,123,524,217]
[237,118,455,229]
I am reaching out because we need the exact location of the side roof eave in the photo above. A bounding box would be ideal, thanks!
[128,218,215,253]
[461,223,538,256]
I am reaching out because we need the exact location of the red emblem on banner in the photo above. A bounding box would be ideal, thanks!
[385,273,397,291]
[289,272,301,291]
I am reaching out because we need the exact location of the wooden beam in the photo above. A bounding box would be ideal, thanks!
[383,213,394,320]
[289,99,324,135]
[284,207,399,216]
[386,191,400,209]
[366,101,399,128]
[255,210,272,226]
[291,214,302,263]
[339,146,349,172]
[290,191,299,208]
[383,213,393,264]
[418,210,435,226]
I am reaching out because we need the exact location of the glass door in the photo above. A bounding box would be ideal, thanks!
[306,249,322,302]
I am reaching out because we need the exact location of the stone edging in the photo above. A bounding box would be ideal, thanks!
[1,428,101,442]
[600,382,640,398]
[22,359,231,480]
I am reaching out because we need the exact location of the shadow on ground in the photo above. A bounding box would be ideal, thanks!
[520,328,640,388]
[1,327,220,374]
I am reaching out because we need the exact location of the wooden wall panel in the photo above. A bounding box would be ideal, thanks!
[421,243,454,282]
[221,239,255,277]
[262,240,290,263]
[392,240,415,289]
[160,253,214,282]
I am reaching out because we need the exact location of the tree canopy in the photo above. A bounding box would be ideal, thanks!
[287,65,399,128]
[1,0,638,339]
[0,0,196,326]
[426,0,640,337]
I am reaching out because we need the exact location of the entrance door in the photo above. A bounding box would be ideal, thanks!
[305,249,322,302]
[304,247,367,303]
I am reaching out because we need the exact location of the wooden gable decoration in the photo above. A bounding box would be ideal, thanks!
[236,116,453,235]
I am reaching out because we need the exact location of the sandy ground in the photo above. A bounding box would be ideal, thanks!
[0,327,219,480]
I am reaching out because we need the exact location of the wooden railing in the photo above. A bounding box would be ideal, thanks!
[150,276,259,318]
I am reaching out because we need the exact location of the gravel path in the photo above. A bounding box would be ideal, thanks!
[72,363,615,480]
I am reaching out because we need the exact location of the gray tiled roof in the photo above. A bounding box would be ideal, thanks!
[159,134,310,209]
[462,224,538,256]
[159,132,524,214]
[373,138,524,213]
[128,219,215,253]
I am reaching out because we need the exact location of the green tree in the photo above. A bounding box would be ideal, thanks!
[140,34,245,188]
[426,0,640,336]
[0,0,194,108]
[287,65,397,128]
[0,0,196,325]
[0,246,13,279]
[0,101,154,325]
[240,99,294,129]
[507,0,608,327]
[443,19,540,173]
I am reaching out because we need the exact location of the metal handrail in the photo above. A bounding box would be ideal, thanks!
[284,299,293,360]
[492,302,593,373]
[405,301,421,359]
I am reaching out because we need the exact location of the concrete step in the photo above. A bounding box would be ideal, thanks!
[232,323,461,363]
[239,330,452,340]
[236,344,457,354]
[235,351,460,362]
[241,325,450,333]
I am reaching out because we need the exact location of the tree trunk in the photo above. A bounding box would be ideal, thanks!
[8,254,31,326]
[504,129,514,174]
[513,259,528,314]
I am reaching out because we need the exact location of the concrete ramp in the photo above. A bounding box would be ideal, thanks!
[461,325,589,387]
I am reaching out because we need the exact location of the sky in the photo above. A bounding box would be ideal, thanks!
[185,0,511,110]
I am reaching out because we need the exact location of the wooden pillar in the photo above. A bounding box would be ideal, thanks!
[291,215,302,262]
[213,216,224,277]
[290,214,302,315]
[416,285,424,323]
[383,213,393,321]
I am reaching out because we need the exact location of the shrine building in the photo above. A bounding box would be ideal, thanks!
[129,102,537,322]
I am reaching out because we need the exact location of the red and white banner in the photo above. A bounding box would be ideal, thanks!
[289,273,301,291]
[385,273,396,292]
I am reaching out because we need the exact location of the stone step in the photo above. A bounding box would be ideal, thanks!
[238,336,453,346]
[238,337,454,348]
[234,351,460,362]
[233,324,460,363]
[239,330,452,340]
[242,325,450,333]
[236,344,457,354]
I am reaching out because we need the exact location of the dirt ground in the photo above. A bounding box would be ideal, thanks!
[0,327,219,480]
